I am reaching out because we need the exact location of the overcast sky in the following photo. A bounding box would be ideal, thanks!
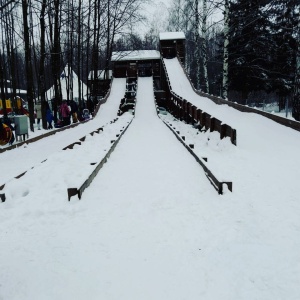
[137,0,172,36]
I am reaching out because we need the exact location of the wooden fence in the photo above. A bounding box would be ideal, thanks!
[67,119,133,201]
[175,55,300,133]
[161,58,237,145]
[154,85,232,194]
[0,80,114,154]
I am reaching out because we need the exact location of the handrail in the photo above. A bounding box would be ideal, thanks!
[1,79,115,154]
[175,54,300,132]
[160,57,237,145]
[67,118,133,201]
[154,82,232,195]
[92,78,114,117]
[0,118,120,202]
[67,75,138,201]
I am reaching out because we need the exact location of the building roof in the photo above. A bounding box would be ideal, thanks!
[88,70,113,80]
[4,88,27,94]
[159,32,185,40]
[111,50,161,62]
[46,64,88,100]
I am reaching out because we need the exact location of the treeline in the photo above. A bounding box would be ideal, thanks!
[0,0,145,130]
[0,0,299,128]
[165,0,300,120]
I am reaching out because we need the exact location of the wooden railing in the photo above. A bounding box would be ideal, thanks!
[92,79,114,117]
[67,119,133,201]
[0,80,114,154]
[0,118,123,202]
[153,80,232,194]
[161,58,237,145]
[175,55,300,132]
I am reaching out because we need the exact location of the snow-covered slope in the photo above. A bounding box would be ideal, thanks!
[0,78,126,184]
[1,73,300,299]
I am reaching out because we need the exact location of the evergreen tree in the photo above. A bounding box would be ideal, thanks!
[270,0,299,112]
[228,0,273,102]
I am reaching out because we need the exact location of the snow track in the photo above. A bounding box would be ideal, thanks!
[1,73,300,299]
[83,77,215,201]
[0,78,127,185]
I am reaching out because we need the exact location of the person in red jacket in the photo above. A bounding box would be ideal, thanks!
[60,100,71,126]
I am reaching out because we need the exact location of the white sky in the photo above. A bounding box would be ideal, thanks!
[1,58,300,299]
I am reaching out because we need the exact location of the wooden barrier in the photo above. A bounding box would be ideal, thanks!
[175,54,300,133]
[160,59,237,145]
[0,120,117,202]
[0,122,82,153]
[67,119,133,201]
[154,90,232,195]
[0,80,115,154]
[92,80,113,117]
[0,193,5,202]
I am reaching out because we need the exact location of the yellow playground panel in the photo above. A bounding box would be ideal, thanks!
[0,99,12,109]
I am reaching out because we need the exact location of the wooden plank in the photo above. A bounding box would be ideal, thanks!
[0,193,5,202]
[214,118,222,133]
[159,118,232,195]
[67,119,133,201]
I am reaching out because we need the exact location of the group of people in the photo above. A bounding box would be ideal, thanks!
[58,99,90,127]
[35,101,54,130]
[35,99,88,129]
[0,99,91,147]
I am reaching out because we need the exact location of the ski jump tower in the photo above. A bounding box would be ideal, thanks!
[159,32,186,64]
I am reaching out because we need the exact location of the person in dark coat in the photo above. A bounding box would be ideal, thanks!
[46,102,54,129]
[60,100,71,126]
[69,100,78,123]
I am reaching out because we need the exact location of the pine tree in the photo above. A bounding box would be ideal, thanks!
[228,0,273,102]
[270,0,299,113]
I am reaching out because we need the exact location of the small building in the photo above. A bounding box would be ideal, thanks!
[159,32,185,64]
[111,50,161,78]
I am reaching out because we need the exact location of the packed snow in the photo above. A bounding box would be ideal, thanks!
[1,69,300,299]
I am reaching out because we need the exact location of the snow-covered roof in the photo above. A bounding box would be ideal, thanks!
[159,32,185,41]
[46,64,88,100]
[4,88,27,94]
[88,70,113,80]
[111,50,160,62]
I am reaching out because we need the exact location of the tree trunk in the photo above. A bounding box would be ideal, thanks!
[105,0,111,80]
[91,0,100,99]
[77,0,82,106]
[194,0,201,90]
[50,0,62,123]
[22,0,35,131]
[201,0,209,93]
[222,0,229,99]
[0,51,7,116]
[9,15,17,113]
[39,0,47,129]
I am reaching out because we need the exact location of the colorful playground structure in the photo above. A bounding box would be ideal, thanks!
[0,97,29,116]
[0,97,29,146]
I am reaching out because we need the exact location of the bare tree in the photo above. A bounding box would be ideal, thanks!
[201,0,209,92]
[39,0,47,129]
[194,0,201,90]
[22,0,35,131]
[49,0,62,123]
[222,0,229,99]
